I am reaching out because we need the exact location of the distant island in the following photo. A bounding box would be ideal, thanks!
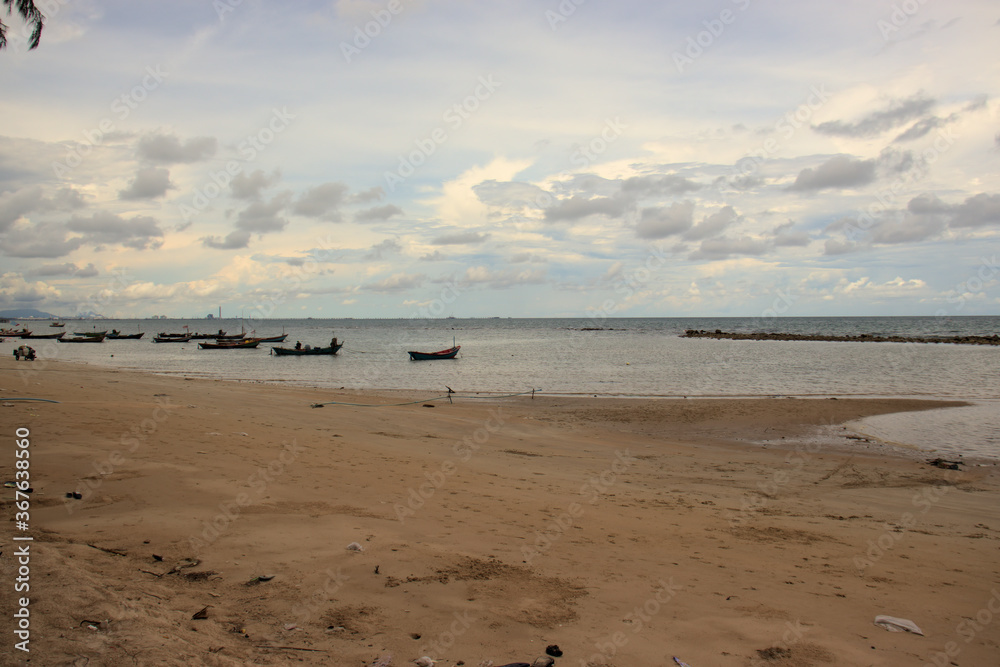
[0,308,58,319]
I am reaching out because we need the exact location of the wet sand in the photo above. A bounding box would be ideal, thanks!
[1,358,998,666]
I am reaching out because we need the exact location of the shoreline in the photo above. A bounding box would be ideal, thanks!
[2,358,999,666]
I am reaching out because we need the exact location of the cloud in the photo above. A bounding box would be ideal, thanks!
[67,211,164,249]
[201,229,252,249]
[869,213,946,244]
[235,193,292,234]
[431,231,490,245]
[0,186,86,231]
[25,262,98,278]
[0,222,83,258]
[949,193,1000,228]
[772,222,810,247]
[355,204,403,222]
[543,195,628,222]
[472,180,548,208]
[621,174,701,197]
[459,265,548,288]
[365,239,402,259]
[137,133,218,163]
[788,155,876,191]
[0,273,61,303]
[813,94,935,138]
[689,235,768,260]
[634,201,694,239]
[363,272,425,292]
[293,182,349,220]
[347,186,385,204]
[118,167,174,200]
[682,205,738,241]
[230,169,281,200]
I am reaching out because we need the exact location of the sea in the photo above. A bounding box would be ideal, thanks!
[5,316,999,460]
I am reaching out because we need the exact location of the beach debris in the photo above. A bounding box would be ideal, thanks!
[673,658,693,667]
[413,657,436,667]
[284,623,299,631]
[531,658,554,667]
[183,570,219,581]
[152,554,163,561]
[80,619,104,631]
[347,542,365,551]
[192,606,211,620]
[544,645,562,657]
[168,558,201,574]
[927,457,963,470]
[245,574,276,585]
[370,654,393,667]
[874,615,924,635]
[88,543,127,557]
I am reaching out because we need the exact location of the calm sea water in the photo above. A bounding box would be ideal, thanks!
[6,316,999,458]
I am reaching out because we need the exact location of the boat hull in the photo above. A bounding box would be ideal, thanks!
[271,342,344,356]
[198,340,261,349]
[408,345,460,360]
[20,332,65,339]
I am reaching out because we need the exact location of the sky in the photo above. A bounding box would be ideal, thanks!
[0,0,998,319]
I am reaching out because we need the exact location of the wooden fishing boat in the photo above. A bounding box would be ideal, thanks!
[408,345,460,360]
[20,331,65,339]
[72,330,108,337]
[198,339,261,349]
[107,331,145,340]
[50,322,65,327]
[253,333,288,343]
[271,341,344,356]
[153,335,192,343]
[59,333,106,343]
[214,332,247,340]
[1,329,30,336]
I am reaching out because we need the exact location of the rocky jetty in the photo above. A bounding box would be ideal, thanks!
[681,329,1000,346]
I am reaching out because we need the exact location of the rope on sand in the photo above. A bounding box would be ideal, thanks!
[310,388,540,408]
[4,398,61,403]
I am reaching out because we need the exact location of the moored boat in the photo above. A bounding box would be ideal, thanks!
[50,322,65,327]
[252,333,288,343]
[153,335,192,343]
[20,331,65,339]
[198,338,261,349]
[408,345,460,360]
[271,341,344,356]
[59,333,106,343]
[107,330,145,340]
[73,330,108,337]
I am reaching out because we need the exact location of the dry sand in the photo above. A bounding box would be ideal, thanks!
[1,358,999,667]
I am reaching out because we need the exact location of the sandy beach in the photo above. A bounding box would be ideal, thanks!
[2,358,999,667]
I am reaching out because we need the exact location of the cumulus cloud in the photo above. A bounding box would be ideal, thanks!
[363,272,425,292]
[234,193,292,234]
[0,273,61,303]
[682,206,738,241]
[347,186,385,204]
[949,193,1000,228]
[25,262,98,278]
[0,222,83,258]
[459,265,547,288]
[621,174,701,197]
[355,204,403,222]
[118,167,174,200]
[543,195,628,222]
[472,180,548,208]
[788,155,876,191]
[689,235,768,260]
[201,229,252,249]
[365,239,402,259]
[0,186,85,231]
[67,211,164,249]
[813,94,935,138]
[230,169,281,200]
[293,182,349,221]
[772,221,810,247]
[137,133,217,163]
[634,201,694,239]
[431,231,490,245]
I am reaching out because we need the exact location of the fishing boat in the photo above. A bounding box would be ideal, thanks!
[59,333,106,343]
[214,332,247,340]
[271,341,344,356]
[153,335,192,343]
[50,322,65,327]
[72,330,108,337]
[407,345,461,360]
[107,330,145,340]
[1,328,30,336]
[252,333,288,343]
[20,331,65,339]
[198,338,261,349]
